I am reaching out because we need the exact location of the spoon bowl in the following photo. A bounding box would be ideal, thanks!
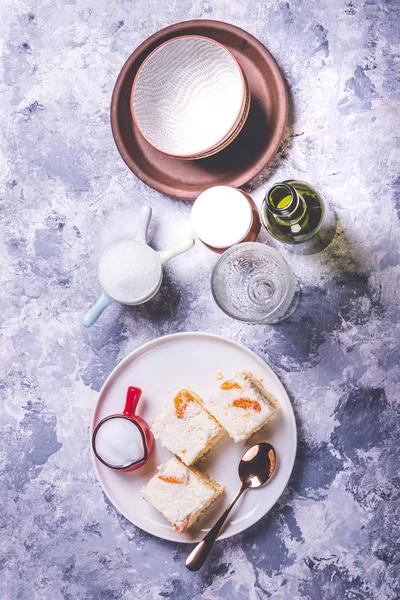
[239,442,277,488]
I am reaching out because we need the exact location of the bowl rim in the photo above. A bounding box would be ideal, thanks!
[130,34,248,158]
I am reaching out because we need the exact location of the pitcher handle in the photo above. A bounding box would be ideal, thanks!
[158,238,195,265]
[134,205,152,244]
[123,386,142,417]
[82,291,114,327]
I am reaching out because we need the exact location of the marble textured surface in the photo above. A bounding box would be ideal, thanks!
[1,0,399,598]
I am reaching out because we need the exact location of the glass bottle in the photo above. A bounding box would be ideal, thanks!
[261,180,336,254]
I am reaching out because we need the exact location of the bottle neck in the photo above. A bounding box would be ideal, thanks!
[265,183,306,223]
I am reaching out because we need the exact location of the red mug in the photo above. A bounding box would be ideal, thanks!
[92,386,154,472]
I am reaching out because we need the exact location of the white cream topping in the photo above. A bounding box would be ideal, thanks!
[151,391,223,465]
[204,373,275,443]
[141,457,217,531]
[95,417,145,467]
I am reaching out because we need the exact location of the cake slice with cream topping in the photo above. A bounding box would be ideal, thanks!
[141,456,223,533]
[203,371,279,443]
[151,389,225,465]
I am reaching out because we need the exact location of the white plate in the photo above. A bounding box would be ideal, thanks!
[91,332,297,543]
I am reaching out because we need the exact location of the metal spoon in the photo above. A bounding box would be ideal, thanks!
[186,442,277,571]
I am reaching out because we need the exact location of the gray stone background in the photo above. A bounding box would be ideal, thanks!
[1,0,399,598]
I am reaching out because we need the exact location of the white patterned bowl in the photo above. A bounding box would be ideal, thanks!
[131,36,248,159]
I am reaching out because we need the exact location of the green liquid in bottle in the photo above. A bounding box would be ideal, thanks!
[261,180,335,253]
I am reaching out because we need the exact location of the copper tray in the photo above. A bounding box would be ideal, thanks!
[111,20,288,200]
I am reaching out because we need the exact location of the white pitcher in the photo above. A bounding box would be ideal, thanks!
[82,206,194,327]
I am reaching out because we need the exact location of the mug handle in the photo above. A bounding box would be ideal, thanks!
[158,237,195,265]
[123,386,142,417]
[82,291,114,327]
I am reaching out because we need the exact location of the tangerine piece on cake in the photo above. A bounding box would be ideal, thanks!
[151,389,225,466]
[203,371,279,443]
[141,457,223,533]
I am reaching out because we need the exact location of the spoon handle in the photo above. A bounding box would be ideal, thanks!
[186,484,247,571]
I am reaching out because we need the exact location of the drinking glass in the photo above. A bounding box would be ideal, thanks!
[211,242,299,323]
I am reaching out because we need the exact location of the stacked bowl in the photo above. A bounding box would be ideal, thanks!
[131,36,250,160]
